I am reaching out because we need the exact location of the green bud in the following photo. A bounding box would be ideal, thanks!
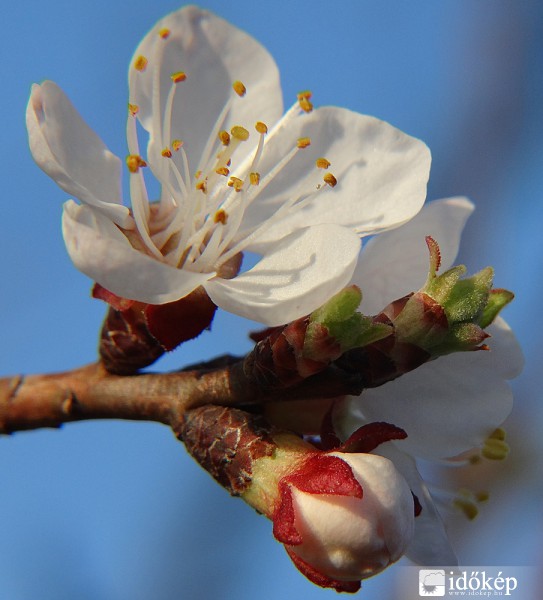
[309,285,362,325]
[442,267,494,324]
[307,286,392,355]
[388,237,515,357]
[480,289,515,328]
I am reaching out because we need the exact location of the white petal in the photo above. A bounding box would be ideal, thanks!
[484,317,524,379]
[237,106,431,251]
[343,347,514,460]
[354,197,474,315]
[129,5,283,173]
[26,82,130,227]
[205,224,361,325]
[376,445,458,566]
[62,201,213,304]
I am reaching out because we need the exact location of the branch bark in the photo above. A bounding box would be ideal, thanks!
[0,360,363,436]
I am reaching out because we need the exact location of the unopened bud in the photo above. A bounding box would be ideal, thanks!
[178,406,415,593]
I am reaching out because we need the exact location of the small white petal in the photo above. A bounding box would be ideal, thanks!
[204,224,361,325]
[237,106,431,251]
[376,444,458,566]
[343,347,514,460]
[484,317,524,379]
[129,5,283,173]
[354,197,474,315]
[62,201,213,304]
[26,82,131,227]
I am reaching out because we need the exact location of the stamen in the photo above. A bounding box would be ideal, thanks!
[232,80,247,97]
[297,137,311,149]
[452,488,489,521]
[228,176,244,191]
[159,28,171,39]
[316,157,331,169]
[231,126,250,141]
[255,121,268,134]
[134,55,148,71]
[214,209,228,224]
[323,172,338,187]
[128,103,139,116]
[453,497,479,521]
[216,166,230,176]
[126,155,147,173]
[250,172,260,186]
[196,180,207,193]
[196,97,234,175]
[219,130,231,146]
[475,491,489,503]
[297,90,313,112]
[481,428,509,460]
[161,148,172,158]
[171,71,187,83]
[172,139,183,151]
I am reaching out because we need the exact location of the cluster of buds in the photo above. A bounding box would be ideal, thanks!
[178,405,417,593]
[335,236,513,389]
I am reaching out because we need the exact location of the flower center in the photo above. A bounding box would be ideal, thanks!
[125,29,338,276]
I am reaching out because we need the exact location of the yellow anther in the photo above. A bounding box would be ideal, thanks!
[216,166,230,176]
[232,80,247,97]
[128,103,139,116]
[297,137,311,149]
[488,427,506,441]
[134,55,148,72]
[481,428,509,460]
[231,126,250,141]
[228,176,244,191]
[161,148,172,158]
[482,438,510,461]
[316,157,331,169]
[171,71,187,83]
[218,130,231,146]
[126,155,147,173]
[297,90,313,113]
[323,172,338,187]
[195,180,207,193]
[172,139,183,151]
[214,209,228,224]
[159,28,171,39]
[298,98,313,113]
[255,121,268,134]
[475,491,490,503]
[250,172,261,186]
[194,170,202,180]
[453,497,479,521]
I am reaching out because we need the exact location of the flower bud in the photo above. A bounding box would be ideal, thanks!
[274,452,415,592]
[180,406,416,593]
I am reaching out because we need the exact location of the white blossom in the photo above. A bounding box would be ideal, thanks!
[26,6,430,326]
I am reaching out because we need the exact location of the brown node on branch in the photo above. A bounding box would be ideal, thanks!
[99,305,165,375]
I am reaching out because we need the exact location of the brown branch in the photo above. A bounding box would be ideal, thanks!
[0,359,363,436]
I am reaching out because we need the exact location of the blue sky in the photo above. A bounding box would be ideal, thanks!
[1,1,542,598]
